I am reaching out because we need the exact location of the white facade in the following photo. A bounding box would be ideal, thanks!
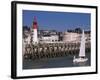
[40,35,59,43]
[63,32,91,43]
[63,32,80,43]
[33,29,38,44]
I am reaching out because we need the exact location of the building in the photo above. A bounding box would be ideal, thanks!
[40,35,59,43]
[39,30,59,43]
[63,32,80,43]
[63,31,91,43]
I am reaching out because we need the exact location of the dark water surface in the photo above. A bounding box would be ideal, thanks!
[23,53,91,69]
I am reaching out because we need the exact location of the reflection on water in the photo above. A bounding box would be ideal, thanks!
[23,53,91,69]
[73,61,87,66]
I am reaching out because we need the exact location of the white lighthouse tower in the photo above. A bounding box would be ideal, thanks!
[32,16,38,44]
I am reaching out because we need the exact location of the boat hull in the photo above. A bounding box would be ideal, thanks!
[73,58,88,63]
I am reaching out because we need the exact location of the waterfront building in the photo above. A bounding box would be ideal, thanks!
[40,35,59,43]
[63,31,91,43]
[63,32,80,43]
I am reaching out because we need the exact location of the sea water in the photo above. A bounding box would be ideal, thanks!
[23,52,91,69]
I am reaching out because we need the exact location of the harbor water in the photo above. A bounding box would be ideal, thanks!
[23,52,91,69]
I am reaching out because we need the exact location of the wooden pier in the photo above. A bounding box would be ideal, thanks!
[23,42,91,60]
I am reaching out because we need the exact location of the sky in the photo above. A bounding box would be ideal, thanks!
[23,10,91,32]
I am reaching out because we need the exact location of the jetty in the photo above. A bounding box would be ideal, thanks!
[23,42,91,60]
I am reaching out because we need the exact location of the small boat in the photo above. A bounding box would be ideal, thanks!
[73,30,88,63]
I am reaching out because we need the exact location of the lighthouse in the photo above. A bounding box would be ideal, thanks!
[32,16,38,44]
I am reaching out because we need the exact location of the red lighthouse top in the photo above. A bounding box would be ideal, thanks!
[33,16,38,29]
